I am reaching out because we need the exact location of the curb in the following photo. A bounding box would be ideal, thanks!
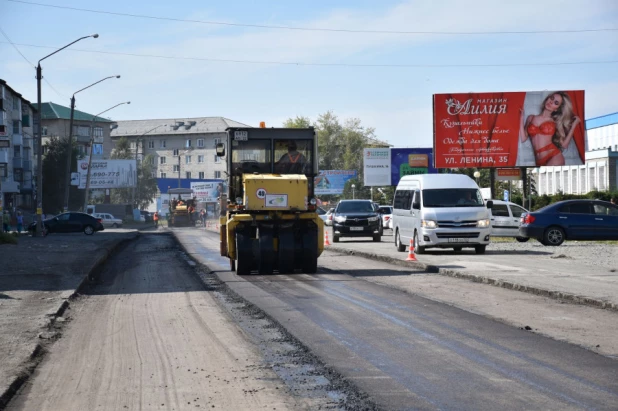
[0,232,140,410]
[325,245,618,312]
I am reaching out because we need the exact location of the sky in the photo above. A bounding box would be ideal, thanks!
[1,0,617,149]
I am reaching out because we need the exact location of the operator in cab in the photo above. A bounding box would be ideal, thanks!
[275,140,308,174]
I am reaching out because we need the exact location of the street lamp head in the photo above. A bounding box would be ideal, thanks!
[473,171,481,179]
[115,75,121,78]
[92,34,99,38]
[126,101,131,104]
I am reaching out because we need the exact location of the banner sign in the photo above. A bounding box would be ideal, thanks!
[314,170,357,195]
[390,148,437,187]
[433,90,585,168]
[190,181,224,202]
[78,159,136,189]
[363,148,391,186]
[495,168,522,181]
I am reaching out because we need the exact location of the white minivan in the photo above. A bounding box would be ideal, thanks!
[392,174,493,254]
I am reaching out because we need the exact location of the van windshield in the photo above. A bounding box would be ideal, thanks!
[423,189,484,207]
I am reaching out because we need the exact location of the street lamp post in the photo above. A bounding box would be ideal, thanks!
[63,75,121,212]
[351,184,356,199]
[177,147,194,188]
[35,33,98,236]
[131,124,167,207]
[83,101,131,211]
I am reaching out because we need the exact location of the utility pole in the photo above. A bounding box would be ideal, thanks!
[63,95,76,212]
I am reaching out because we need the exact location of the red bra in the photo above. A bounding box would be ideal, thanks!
[527,121,556,137]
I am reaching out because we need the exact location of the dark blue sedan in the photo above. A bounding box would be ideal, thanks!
[519,200,618,246]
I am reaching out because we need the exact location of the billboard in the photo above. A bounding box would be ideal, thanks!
[78,159,136,189]
[314,170,357,195]
[363,148,391,186]
[190,181,224,202]
[433,90,585,168]
[390,148,437,187]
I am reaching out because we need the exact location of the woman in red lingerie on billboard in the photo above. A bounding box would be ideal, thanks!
[519,91,581,166]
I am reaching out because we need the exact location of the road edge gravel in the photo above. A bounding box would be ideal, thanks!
[0,233,140,411]
[326,245,618,312]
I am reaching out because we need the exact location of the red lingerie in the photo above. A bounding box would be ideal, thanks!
[534,142,562,166]
[527,121,556,137]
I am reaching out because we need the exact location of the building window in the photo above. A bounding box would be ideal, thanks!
[160,171,167,178]
[214,138,221,146]
[14,145,20,158]
[214,154,220,164]
[149,157,155,165]
[151,171,156,178]
[42,126,48,136]
[93,127,103,137]
[130,141,136,149]
[186,139,192,148]
[198,171,204,179]
[73,125,90,136]
[185,155,191,164]
[173,149,179,156]
[160,140,166,148]
[42,145,49,155]
[160,156,166,164]
[13,120,20,134]
[148,140,155,149]
[13,97,19,110]
[198,155,204,163]
[186,171,191,179]
[197,139,204,148]
[0,164,7,177]
[214,171,221,179]
[173,165,179,172]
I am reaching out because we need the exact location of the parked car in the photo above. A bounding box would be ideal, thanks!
[140,210,153,223]
[317,207,328,224]
[378,205,393,229]
[332,200,382,242]
[92,212,123,228]
[28,212,105,236]
[519,199,618,246]
[324,208,335,226]
[488,200,529,242]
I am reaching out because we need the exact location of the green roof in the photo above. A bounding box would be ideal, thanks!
[33,102,114,123]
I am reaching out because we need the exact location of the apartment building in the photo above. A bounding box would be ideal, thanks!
[0,79,36,211]
[534,112,618,195]
[110,116,251,184]
[34,102,115,158]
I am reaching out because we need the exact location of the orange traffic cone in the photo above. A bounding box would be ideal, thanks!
[406,239,417,261]
[324,229,331,246]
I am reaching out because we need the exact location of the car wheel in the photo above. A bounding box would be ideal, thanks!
[373,233,381,242]
[112,223,118,228]
[515,236,530,243]
[84,225,95,235]
[543,226,565,246]
[413,231,426,254]
[333,234,340,243]
[453,246,463,252]
[475,245,487,254]
[395,230,406,252]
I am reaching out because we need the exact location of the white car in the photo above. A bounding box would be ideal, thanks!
[489,200,529,242]
[92,213,123,228]
[324,208,335,226]
[378,206,393,229]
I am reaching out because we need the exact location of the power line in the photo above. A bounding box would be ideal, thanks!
[6,0,618,35]
[0,25,68,99]
[2,41,617,68]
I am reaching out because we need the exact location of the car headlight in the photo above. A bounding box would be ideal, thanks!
[477,219,490,228]
[421,220,437,228]
[334,216,347,223]
[368,216,379,222]
[235,197,243,205]
[309,198,317,205]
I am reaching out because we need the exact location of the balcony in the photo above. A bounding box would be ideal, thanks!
[23,138,32,148]
[0,151,8,163]
[0,178,20,193]
[13,133,23,146]
[13,157,23,169]
[76,135,91,144]
[23,160,32,171]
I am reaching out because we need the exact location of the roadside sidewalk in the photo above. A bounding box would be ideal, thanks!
[0,231,139,408]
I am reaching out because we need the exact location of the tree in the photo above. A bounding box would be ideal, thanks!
[42,137,81,214]
[109,137,158,208]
